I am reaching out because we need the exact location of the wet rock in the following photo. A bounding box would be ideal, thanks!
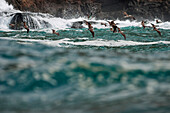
[9,13,39,30]
[71,21,101,29]
[9,13,23,30]
[71,21,84,29]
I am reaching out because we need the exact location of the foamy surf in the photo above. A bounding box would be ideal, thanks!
[0,37,170,47]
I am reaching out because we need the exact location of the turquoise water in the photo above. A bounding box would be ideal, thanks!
[0,26,170,113]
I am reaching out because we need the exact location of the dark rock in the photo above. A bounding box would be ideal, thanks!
[71,20,101,29]
[71,21,84,29]
[9,13,39,30]
[9,13,24,30]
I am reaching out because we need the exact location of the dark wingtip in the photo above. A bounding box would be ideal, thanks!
[27,28,29,33]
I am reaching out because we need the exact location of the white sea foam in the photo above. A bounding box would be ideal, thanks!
[0,37,170,48]
[0,0,13,11]
[1,14,170,30]
[19,15,170,30]
[0,15,12,29]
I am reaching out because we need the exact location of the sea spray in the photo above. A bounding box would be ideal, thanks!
[0,0,13,11]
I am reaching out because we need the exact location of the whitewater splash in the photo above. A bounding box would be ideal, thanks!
[0,0,13,11]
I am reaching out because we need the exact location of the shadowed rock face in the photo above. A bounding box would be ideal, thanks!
[125,0,170,21]
[97,0,170,21]
[6,0,170,21]
[9,13,39,30]
[9,13,23,30]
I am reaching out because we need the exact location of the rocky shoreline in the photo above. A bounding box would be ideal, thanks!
[6,0,170,21]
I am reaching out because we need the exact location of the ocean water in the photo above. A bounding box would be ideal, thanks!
[0,1,170,113]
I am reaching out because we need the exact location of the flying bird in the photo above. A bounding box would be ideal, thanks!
[123,12,136,20]
[151,23,161,36]
[84,20,94,37]
[118,27,126,40]
[23,22,29,33]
